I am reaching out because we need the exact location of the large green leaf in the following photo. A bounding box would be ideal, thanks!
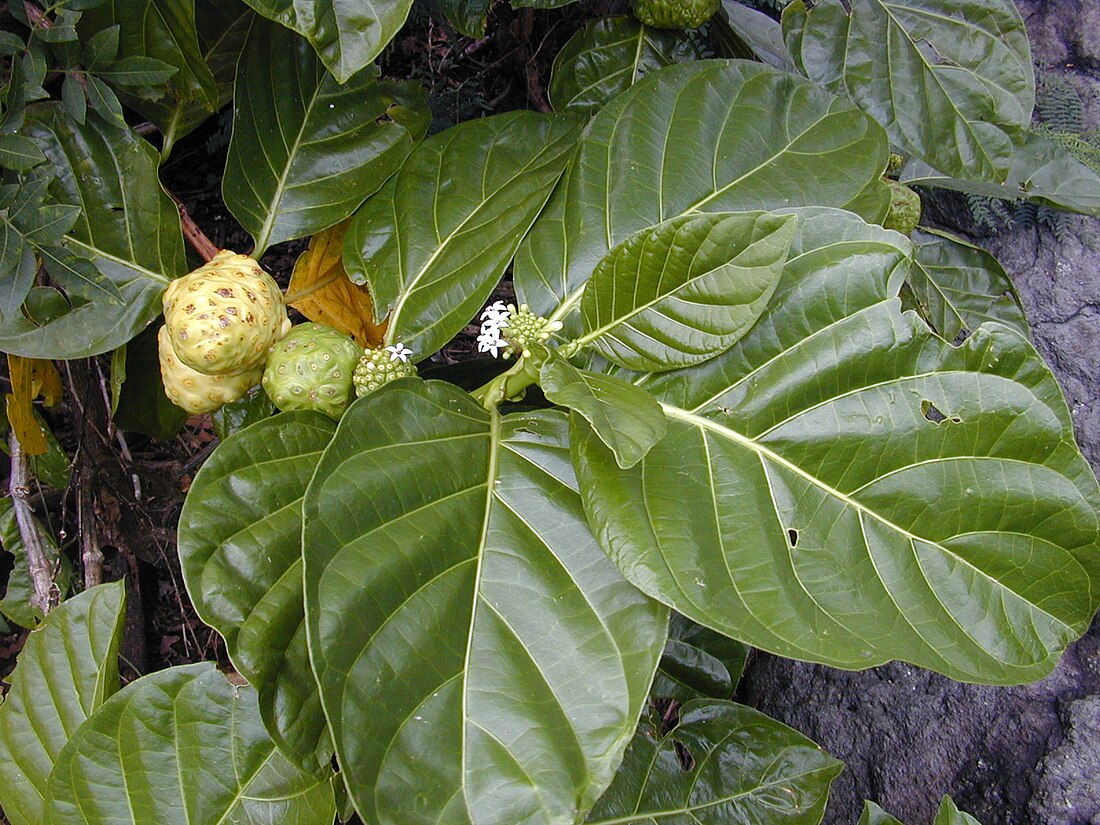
[540,354,667,470]
[343,111,582,359]
[78,0,220,136]
[585,700,842,825]
[45,663,336,824]
[0,581,125,825]
[783,0,1034,181]
[225,17,428,257]
[0,104,184,358]
[576,211,796,372]
[860,801,906,825]
[240,0,414,83]
[304,380,667,825]
[715,0,794,70]
[548,17,703,116]
[574,206,1100,684]
[435,0,493,37]
[908,228,1028,343]
[515,60,891,328]
[651,613,749,702]
[178,412,337,772]
[145,1,255,152]
[900,130,1100,216]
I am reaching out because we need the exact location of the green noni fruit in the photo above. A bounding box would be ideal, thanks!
[631,0,719,29]
[883,180,922,236]
[262,323,361,419]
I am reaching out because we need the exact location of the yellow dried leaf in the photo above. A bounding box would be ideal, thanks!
[5,355,61,455]
[286,221,387,348]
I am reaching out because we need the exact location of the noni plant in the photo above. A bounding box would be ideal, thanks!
[1,0,1099,824]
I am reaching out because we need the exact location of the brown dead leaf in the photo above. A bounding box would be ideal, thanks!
[5,355,62,455]
[286,220,387,347]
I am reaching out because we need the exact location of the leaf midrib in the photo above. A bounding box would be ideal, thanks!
[459,408,502,820]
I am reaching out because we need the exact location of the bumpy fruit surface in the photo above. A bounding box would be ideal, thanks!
[162,250,291,376]
[353,348,417,397]
[262,323,361,420]
[883,180,922,236]
[158,326,263,414]
[631,0,719,28]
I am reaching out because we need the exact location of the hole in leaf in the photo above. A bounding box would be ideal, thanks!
[921,399,947,423]
[787,528,799,547]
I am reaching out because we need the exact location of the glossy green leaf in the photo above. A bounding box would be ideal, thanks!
[715,0,794,70]
[585,700,842,825]
[0,133,46,170]
[515,60,891,327]
[0,226,36,323]
[908,228,1028,342]
[900,130,1100,216]
[577,211,796,372]
[45,663,337,825]
[304,380,667,825]
[548,17,703,116]
[859,801,905,825]
[178,411,337,772]
[240,0,414,83]
[0,581,125,825]
[935,797,982,825]
[225,17,428,256]
[540,354,667,469]
[144,2,253,153]
[783,0,1034,181]
[211,386,277,439]
[344,111,582,359]
[0,174,106,319]
[0,104,184,359]
[435,0,493,36]
[78,0,219,135]
[575,206,1100,684]
[651,613,749,702]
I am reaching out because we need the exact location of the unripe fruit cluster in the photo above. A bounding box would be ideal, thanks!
[353,348,417,397]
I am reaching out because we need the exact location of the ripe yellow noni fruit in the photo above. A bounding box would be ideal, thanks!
[162,250,291,376]
[157,326,263,414]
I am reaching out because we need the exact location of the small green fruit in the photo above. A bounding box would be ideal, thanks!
[883,180,922,236]
[163,250,291,376]
[631,0,719,29]
[158,326,262,415]
[262,323,361,420]
[353,347,417,397]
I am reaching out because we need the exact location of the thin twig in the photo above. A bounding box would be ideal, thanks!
[77,467,103,588]
[168,192,219,262]
[94,359,142,502]
[8,431,58,615]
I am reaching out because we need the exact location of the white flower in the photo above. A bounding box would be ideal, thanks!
[476,328,504,358]
[385,343,413,363]
[480,300,511,331]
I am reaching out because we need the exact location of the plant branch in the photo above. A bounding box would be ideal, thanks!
[169,193,219,262]
[471,354,540,411]
[8,430,58,615]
